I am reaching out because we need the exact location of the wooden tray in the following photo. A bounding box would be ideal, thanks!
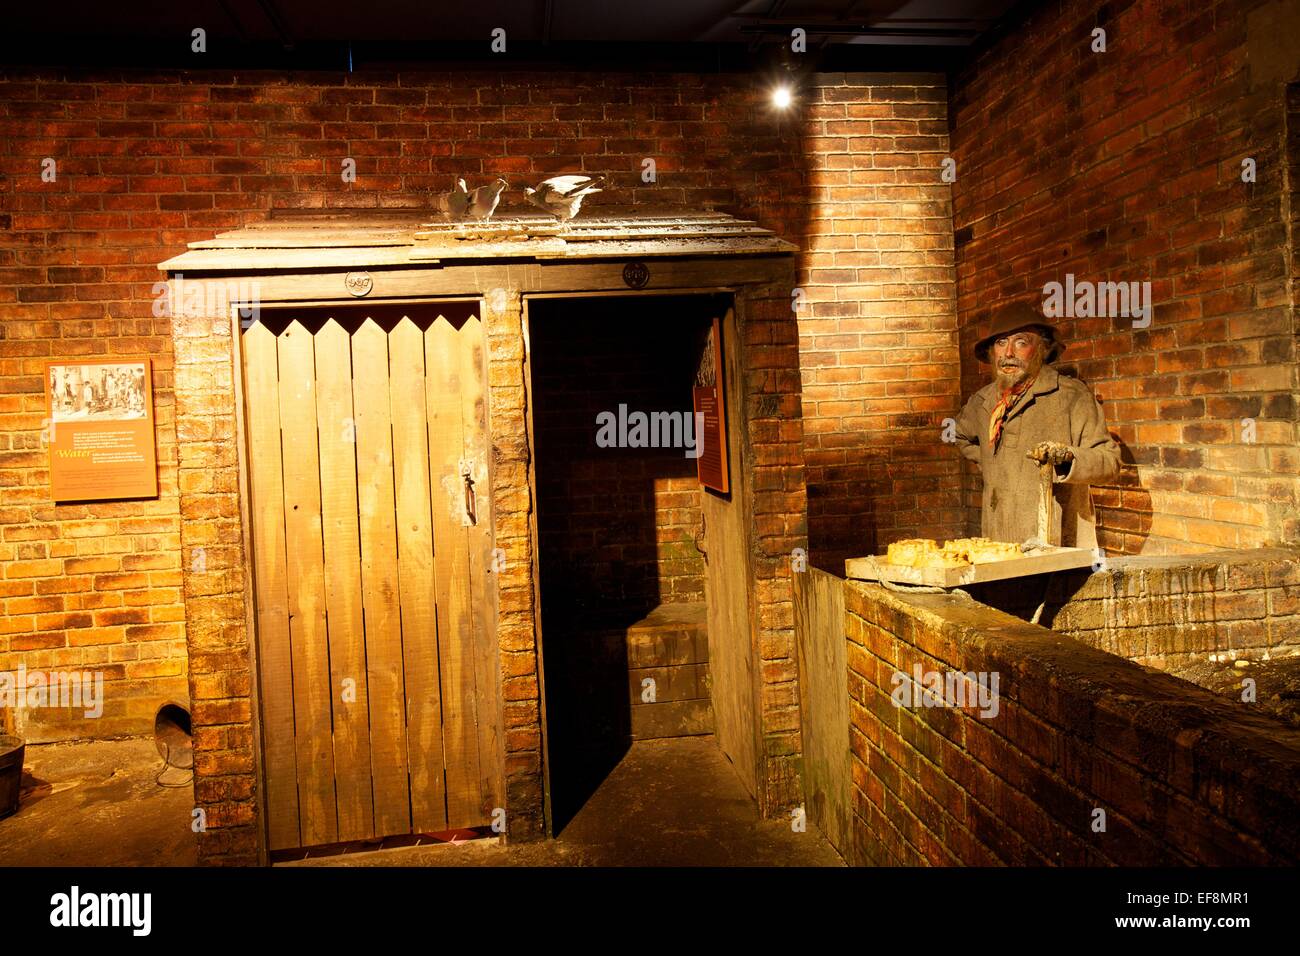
[845,545,1097,588]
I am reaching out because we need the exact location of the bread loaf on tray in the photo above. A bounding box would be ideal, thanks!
[884,536,1022,568]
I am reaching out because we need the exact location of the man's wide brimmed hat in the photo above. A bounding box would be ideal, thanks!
[974,301,1066,364]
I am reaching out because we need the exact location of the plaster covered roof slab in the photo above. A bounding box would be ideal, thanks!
[158,208,797,273]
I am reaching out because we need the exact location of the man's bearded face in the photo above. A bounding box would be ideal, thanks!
[992,330,1047,391]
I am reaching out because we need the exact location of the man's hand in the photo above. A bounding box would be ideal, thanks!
[1027,441,1074,468]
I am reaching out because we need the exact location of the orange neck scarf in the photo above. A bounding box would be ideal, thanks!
[988,373,1037,451]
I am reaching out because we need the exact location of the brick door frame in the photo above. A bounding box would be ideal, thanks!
[168,257,808,864]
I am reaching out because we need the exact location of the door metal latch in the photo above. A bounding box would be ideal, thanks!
[460,458,477,526]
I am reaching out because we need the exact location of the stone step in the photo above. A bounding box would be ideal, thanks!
[625,602,712,739]
[628,662,710,704]
[631,698,715,740]
[625,601,708,668]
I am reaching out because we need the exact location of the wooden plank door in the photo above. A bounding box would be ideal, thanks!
[241,310,500,851]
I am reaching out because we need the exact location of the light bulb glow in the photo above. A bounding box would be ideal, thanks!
[772,86,793,108]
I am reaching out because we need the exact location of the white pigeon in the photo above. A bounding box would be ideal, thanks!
[435,177,471,220]
[524,175,605,221]
[467,178,509,220]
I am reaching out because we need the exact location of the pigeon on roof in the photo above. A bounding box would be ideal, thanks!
[524,175,606,221]
[467,178,509,220]
[433,177,471,220]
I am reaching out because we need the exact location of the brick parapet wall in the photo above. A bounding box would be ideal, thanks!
[966,547,1300,669]
[846,577,1300,866]
[950,0,1300,554]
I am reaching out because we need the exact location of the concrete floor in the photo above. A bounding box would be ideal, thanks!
[0,737,199,867]
[0,735,843,867]
[1170,653,1300,729]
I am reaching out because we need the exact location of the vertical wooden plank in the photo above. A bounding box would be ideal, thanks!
[353,318,413,836]
[242,323,300,851]
[314,319,376,842]
[793,567,850,860]
[460,313,503,818]
[520,300,554,837]
[389,317,448,833]
[701,306,761,798]
[276,321,338,848]
[426,316,482,828]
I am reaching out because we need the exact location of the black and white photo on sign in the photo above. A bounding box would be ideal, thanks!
[49,363,148,422]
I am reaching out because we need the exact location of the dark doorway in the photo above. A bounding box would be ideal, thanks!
[529,293,726,833]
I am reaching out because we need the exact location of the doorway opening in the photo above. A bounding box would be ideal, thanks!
[528,293,737,833]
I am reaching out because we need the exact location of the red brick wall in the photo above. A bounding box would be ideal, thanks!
[846,577,1300,866]
[0,288,184,743]
[0,67,951,741]
[797,74,961,565]
[949,0,1300,555]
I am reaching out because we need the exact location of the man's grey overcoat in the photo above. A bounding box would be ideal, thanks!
[953,365,1121,547]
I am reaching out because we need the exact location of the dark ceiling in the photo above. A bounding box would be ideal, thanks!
[0,0,1028,72]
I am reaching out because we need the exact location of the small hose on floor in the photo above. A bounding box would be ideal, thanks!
[155,740,193,789]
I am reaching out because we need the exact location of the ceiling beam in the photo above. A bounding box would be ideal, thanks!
[216,0,249,41]
[256,0,295,50]
[739,21,985,40]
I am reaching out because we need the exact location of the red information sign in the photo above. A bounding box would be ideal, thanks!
[45,358,158,502]
[694,316,730,494]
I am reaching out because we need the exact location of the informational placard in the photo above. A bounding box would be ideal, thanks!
[693,315,730,494]
[45,358,158,502]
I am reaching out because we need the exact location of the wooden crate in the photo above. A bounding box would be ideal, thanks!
[845,546,1097,588]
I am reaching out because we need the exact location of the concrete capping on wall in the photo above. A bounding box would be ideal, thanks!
[846,576,1300,866]
[1062,549,1300,667]
[968,547,1300,667]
